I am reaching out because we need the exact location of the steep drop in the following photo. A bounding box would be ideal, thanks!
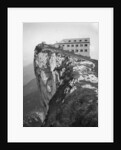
[32,43,98,127]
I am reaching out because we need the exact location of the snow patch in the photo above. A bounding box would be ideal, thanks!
[77,75,85,81]
[80,60,93,65]
[73,65,87,75]
[49,53,57,83]
[56,56,64,67]
[49,53,56,72]
[60,68,65,76]
[70,86,77,93]
[47,85,51,92]
[82,84,96,89]
[41,71,48,84]
[38,53,48,68]
[35,112,45,122]
[85,74,98,83]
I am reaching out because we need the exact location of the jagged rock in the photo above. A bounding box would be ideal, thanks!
[33,43,98,127]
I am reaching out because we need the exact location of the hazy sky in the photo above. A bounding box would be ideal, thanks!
[23,22,98,66]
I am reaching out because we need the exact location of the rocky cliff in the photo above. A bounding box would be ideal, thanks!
[27,43,98,127]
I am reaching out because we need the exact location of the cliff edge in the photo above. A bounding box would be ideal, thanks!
[24,43,98,127]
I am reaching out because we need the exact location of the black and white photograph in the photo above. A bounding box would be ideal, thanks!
[8,8,113,142]
[23,22,98,127]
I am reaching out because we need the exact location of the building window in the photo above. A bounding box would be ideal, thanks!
[63,45,64,47]
[85,39,87,42]
[80,44,83,47]
[71,45,74,47]
[85,44,87,46]
[74,40,76,42]
[79,40,82,42]
[80,49,83,52]
[68,40,71,42]
[85,49,87,52]
[76,49,78,52]
[76,44,78,47]
[67,45,70,47]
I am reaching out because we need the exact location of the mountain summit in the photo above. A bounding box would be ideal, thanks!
[24,43,98,127]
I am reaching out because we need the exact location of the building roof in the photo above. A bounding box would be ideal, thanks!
[55,42,90,45]
[59,38,90,43]
[62,38,90,40]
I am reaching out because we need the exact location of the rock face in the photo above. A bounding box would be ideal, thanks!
[33,43,98,127]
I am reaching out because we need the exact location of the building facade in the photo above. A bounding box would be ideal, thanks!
[54,38,90,57]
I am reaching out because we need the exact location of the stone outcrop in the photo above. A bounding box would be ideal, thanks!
[33,43,98,127]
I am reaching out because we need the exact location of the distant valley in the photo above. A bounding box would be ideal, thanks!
[23,63,35,86]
